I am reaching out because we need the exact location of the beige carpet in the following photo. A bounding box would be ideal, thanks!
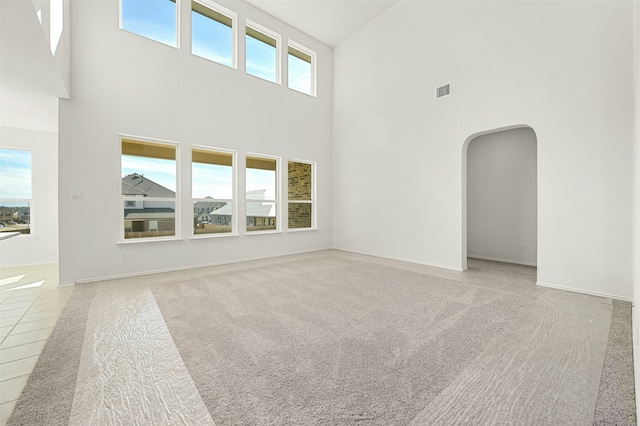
[7,252,637,425]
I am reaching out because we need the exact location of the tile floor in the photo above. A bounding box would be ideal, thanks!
[0,263,70,425]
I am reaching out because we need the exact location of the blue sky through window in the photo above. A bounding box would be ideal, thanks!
[0,148,31,200]
[246,34,277,82]
[122,156,176,193]
[288,54,311,95]
[192,163,232,199]
[121,0,177,47]
[246,169,276,200]
[192,9,233,67]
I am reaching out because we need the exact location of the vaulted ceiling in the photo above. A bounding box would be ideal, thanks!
[243,0,398,47]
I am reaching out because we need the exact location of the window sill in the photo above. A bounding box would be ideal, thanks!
[287,227,317,233]
[244,230,283,236]
[117,236,183,245]
[191,232,238,240]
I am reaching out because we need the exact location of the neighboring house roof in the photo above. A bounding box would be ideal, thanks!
[124,208,175,220]
[213,202,275,218]
[194,198,227,211]
[122,173,175,198]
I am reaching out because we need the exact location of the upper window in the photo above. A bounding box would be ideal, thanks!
[121,138,177,240]
[287,161,314,229]
[191,0,236,68]
[245,21,280,84]
[288,42,315,96]
[246,155,277,232]
[0,148,32,235]
[120,0,178,47]
[192,147,234,235]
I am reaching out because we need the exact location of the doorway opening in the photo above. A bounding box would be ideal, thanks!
[462,125,537,273]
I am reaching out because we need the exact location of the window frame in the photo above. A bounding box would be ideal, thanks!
[0,147,33,237]
[191,0,237,69]
[191,145,237,238]
[120,135,180,243]
[245,19,282,85]
[119,0,180,48]
[287,40,317,97]
[287,159,316,231]
[245,153,280,234]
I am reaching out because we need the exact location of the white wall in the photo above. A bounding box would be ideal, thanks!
[467,127,537,266]
[0,126,59,267]
[58,0,333,284]
[632,0,640,415]
[333,1,633,299]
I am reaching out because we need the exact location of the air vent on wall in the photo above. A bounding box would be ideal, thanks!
[435,83,451,99]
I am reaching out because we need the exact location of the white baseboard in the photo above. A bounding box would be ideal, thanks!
[332,247,465,272]
[57,247,333,287]
[536,281,632,302]
[467,255,536,267]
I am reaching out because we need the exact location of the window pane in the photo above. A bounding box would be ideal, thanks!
[192,149,232,199]
[122,140,176,197]
[194,201,232,234]
[0,201,30,235]
[124,200,175,239]
[121,0,177,47]
[122,139,177,240]
[0,148,31,199]
[288,202,311,229]
[246,201,276,231]
[287,161,312,200]
[246,27,277,82]
[192,1,233,67]
[246,156,277,232]
[288,47,312,95]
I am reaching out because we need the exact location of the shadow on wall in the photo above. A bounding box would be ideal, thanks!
[462,125,537,270]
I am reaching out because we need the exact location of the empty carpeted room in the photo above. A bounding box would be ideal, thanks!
[1,0,640,424]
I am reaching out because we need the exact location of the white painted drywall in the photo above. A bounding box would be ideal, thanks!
[632,0,640,415]
[467,127,537,266]
[0,126,59,267]
[333,1,633,299]
[58,0,332,284]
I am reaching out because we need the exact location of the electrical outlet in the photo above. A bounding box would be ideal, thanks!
[519,243,524,250]
[121,252,127,261]
[71,190,83,199]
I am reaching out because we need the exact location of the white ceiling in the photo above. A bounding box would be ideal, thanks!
[243,0,398,47]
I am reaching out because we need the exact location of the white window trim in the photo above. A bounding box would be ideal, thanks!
[245,152,280,233]
[118,0,181,49]
[191,145,237,239]
[287,159,316,231]
[287,40,317,97]
[191,0,238,69]
[245,19,282,85]
[119,134,181,243]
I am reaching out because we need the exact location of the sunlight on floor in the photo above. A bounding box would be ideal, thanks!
[0,263,70,425]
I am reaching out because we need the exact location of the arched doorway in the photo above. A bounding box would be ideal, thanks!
[462,125,537,271]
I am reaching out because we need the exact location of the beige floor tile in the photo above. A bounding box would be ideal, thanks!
[0,326,13,340]
[19,309,61,324]
[0,328,53,350]
[0,301,33,312]
[10,318,58,335]
[1,295,38,304]
[0,341,46,364]
[0,316,21,328]
[0,375,28,404]
[0,310,26,321]
[0,400,17,425]
[0,357,38,382]
[33,294,69,306]
[26,302,65,314]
